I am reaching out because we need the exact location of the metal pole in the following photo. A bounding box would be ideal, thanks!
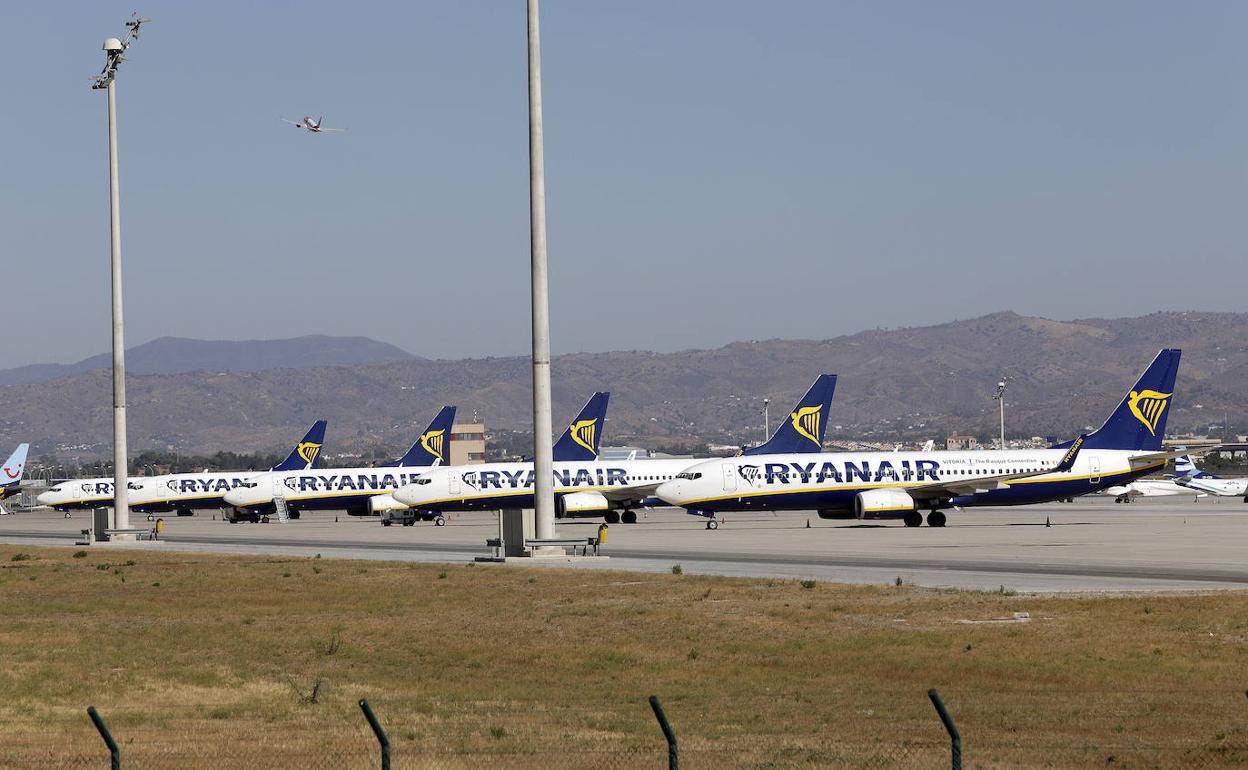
[927,688,962,770]
[648,695,679,770]
[106,78,130,532]
[998,393,1005,450]
[359,699,390,770]
[527,0,555,540]
[763,399,770,441]
[87,706,121,770]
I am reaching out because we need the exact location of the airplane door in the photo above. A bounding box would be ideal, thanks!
[1089,455,1101,485]
[449,473,461,495]
[722,463,737,492]
[273,476,288,498]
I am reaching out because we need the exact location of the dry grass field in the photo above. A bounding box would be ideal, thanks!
[0,544,1246,768]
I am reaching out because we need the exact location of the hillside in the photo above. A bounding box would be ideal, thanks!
[0,335,416,386]
[2,311,1245,460]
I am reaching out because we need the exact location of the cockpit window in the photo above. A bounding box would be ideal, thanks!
[415,478,431,485]
[675,472,702,481]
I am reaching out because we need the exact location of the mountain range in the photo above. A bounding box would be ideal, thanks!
[2,312,1244,460]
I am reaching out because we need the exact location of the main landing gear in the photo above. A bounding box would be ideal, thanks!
[904,510,946,528]
[605,509,640,525]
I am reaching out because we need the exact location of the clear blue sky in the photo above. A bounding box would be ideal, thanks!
[4,1,1246,364]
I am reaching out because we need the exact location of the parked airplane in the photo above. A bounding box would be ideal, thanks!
[222,406,458,522]
[1099,478,1203,503]
[0,443,30,513]
[1171,455,1248,498]
[657,350,1186,528]
[389,375,838,525]
[36,421,327,514]
[281,116,346,133]
[1,443,30,501]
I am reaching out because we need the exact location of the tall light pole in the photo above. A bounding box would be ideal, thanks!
[526,0,556,540]
[761,398,771,441]
[92,14,148,534]
[992,378,1008,449]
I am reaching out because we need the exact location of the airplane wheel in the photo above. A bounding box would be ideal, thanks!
[434,517,446,527]
[382,520,392,527]
[706,519,719,530]
[64,512,72,519]
[621,510,637,524]
[903,511,923,528]
[260,515,270,524]
[927,511,946,528]
[146,514,154,522]
[604,510,620,524]
[403,520,415,527]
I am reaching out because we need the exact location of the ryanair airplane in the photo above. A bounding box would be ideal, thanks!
[657,350,1184,528]
[0,443,30,511]
[390,375,838,524]
[36,421,327,515]
[222,406,458,522]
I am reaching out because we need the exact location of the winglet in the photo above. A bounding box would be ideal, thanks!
[1055,434,1086,473]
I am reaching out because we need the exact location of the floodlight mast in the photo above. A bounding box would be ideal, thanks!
[527,0,556,541]
[91,16,148,535]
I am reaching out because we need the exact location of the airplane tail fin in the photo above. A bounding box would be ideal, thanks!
[553,392,610,462]
[388,406,457,467]
[744,374,837,456]
[271,420,327,471]
[1,443,29,490]
[1057,349,1180,452]
[1173,454,1217,479]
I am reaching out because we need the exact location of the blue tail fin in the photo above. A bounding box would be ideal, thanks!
[1173,454,1217,479]
[1,443,29,491]
[271,420,327,471]
[388,406,457,467]
[744,374,837,455]
[1061,349,1180,451]
[553,392,610,462]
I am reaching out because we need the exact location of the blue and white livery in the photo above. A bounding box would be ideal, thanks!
[658,351,1186,528]
[36,421,327,514]
[391,375,838,524]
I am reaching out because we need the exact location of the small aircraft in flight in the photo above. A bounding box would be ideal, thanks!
[281,116,347,134]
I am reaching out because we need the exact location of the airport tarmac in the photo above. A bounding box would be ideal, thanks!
[0,497,1245,592]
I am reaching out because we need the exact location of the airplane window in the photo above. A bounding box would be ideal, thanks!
[415,478,431,485]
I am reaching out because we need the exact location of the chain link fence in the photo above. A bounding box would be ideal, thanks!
[5,690,1246,768]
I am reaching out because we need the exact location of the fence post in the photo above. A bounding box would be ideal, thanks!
[359,699,390,770]
[87,706,121,770]
[648,695,678,770]
[927,688,962,770]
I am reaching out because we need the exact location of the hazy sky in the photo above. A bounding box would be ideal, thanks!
[4,1,1246,364]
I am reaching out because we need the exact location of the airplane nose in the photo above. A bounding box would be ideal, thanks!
[222,489,246,507]
[36,491,54,507]
[655,480,682,505]
[392,486,418,506]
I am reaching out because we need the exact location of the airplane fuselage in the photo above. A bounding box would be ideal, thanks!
[657,448,1164,516]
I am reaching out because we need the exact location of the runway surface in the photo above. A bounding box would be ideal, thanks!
[1,496,1245,592]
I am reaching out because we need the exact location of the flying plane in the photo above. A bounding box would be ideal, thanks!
[1171,454,1248,498]
[389,375,838,525]
[657,350,1189,528]
[36,421,326,515]
[223,407,458,522]
[281,116,346,133]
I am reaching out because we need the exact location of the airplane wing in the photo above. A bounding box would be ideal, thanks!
[904,435,1087,499]
[280,117,302,126]
[317,127,347,133]
[600,483,662,506]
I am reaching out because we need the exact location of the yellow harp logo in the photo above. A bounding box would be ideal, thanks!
[570,419,598,454]
[420,429,446,462]
[296,442,322,465]
[1127,390,1171,436]
[789,405,822,446]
